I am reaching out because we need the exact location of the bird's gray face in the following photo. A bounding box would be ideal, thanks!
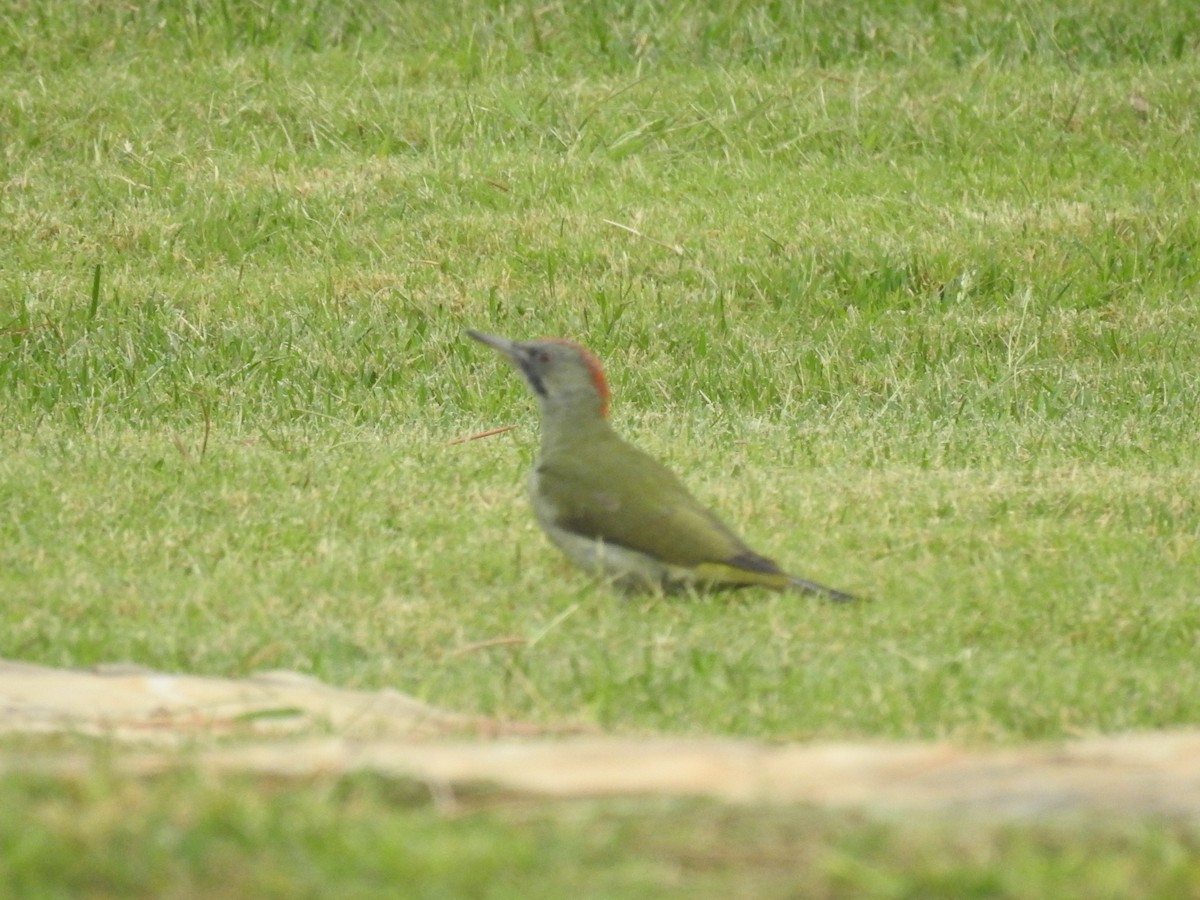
[467,330,610,418]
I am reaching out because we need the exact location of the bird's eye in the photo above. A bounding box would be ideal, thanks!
[536,350,551,365]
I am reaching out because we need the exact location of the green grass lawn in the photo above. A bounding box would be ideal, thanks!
[3,0,1200,895]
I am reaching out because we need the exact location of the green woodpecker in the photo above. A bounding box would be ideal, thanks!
[467,331,857,601]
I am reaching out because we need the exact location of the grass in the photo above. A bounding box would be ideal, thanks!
[4,767,1200,899]
[3,0,1200,894]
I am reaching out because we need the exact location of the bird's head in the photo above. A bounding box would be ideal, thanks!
[468,330,610,421]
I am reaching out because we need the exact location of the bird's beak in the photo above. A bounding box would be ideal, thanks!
[466,330,519,359]
[467,329,548,399]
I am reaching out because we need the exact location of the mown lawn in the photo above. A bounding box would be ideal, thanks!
[3,0,1199,895]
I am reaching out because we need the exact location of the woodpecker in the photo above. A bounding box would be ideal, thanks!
[467,330,857,601]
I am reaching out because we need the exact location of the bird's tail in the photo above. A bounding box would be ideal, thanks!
[788,574,859,603]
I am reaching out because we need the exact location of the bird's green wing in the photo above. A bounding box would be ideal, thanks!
[534,438,783,576]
